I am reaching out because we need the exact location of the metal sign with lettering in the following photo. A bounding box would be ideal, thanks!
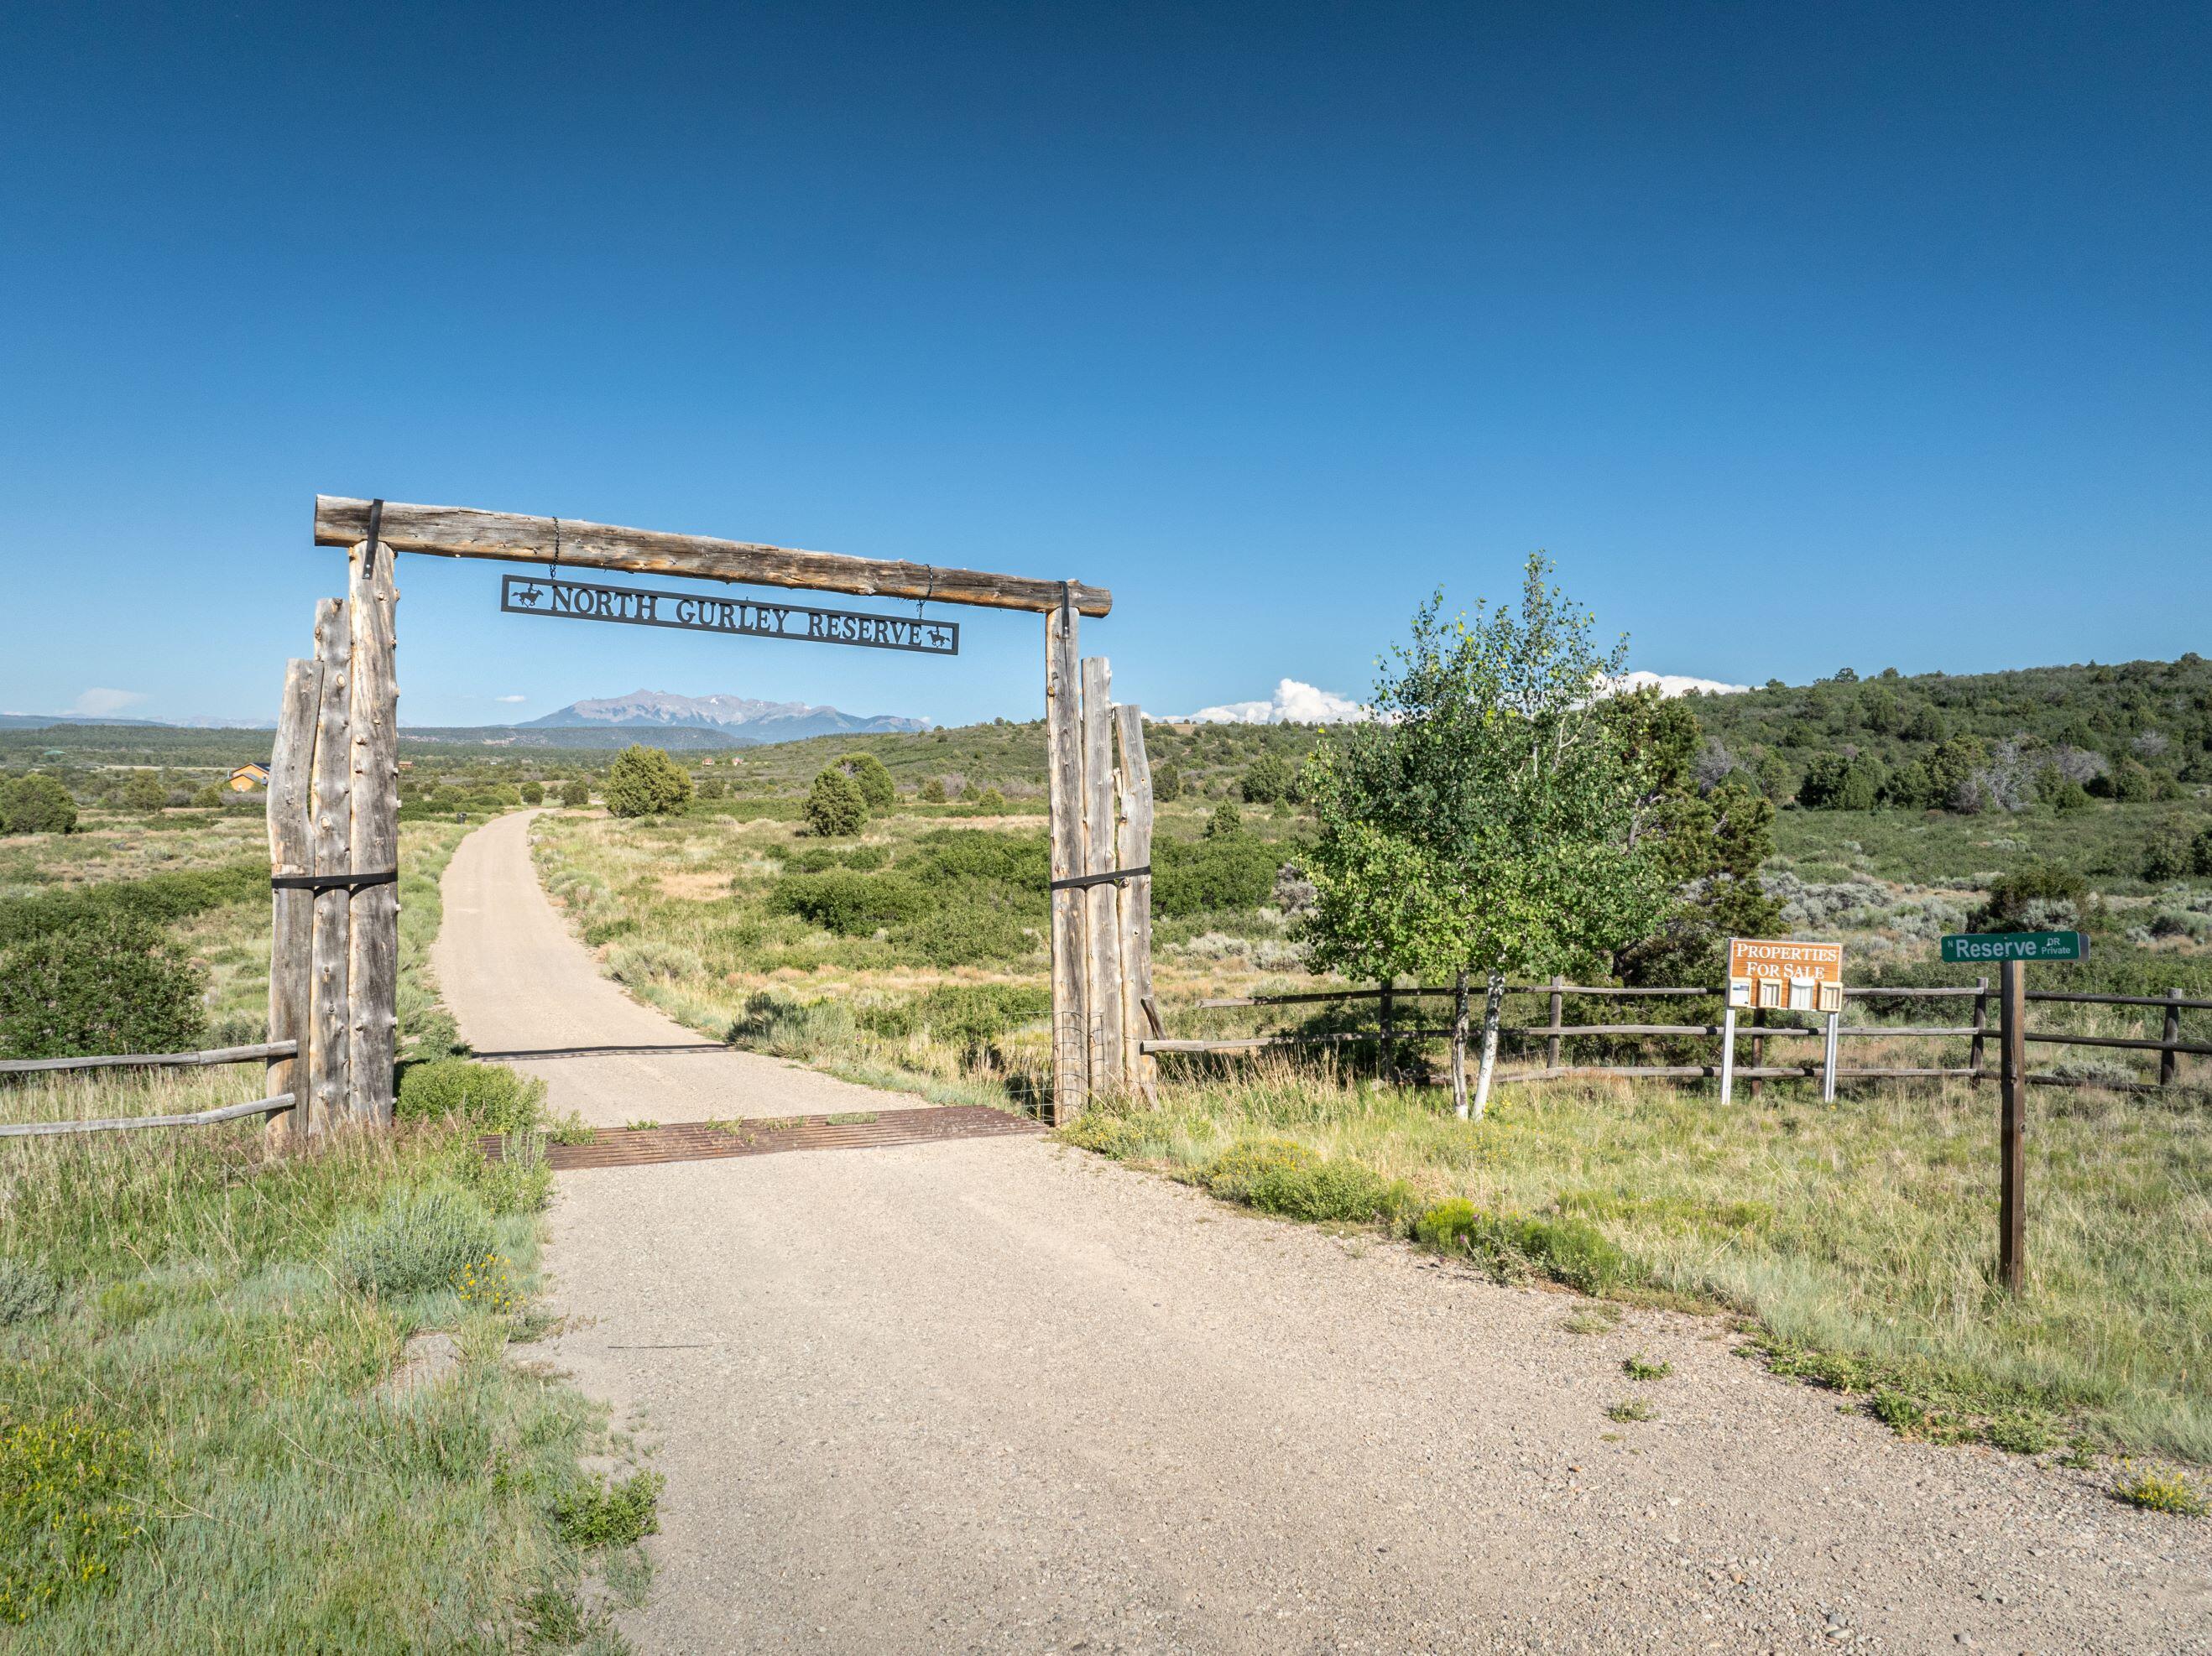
[499,575,958,656]
[1940,930,2088,963]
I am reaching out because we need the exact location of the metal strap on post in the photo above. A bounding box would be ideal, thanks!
[270,870,398,893]
[1048,864,1150,892]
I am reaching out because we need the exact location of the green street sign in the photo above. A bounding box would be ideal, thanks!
[1940,930,2089,964]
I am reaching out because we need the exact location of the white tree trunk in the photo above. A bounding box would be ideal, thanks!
[1471,970,1506,1118]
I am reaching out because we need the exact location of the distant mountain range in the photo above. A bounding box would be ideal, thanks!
[521,690,930,746]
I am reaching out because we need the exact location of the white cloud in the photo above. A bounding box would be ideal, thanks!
[1605,670,1748,699]
[493,694,528,704]
[70,688,147,717]
[1177,679,1369,725]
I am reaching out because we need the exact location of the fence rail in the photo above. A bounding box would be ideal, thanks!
[0,1093,296,1140]
[0,1039,298,1077]
[1145,977,2205,1095]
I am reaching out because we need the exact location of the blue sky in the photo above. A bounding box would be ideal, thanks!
[3,1,2205,728]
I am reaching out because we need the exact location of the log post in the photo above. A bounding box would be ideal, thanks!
[1112,704,1157,1104]
[1045,595,1088,1120]
[1748,1006,1767,1100]
[1546,975,1565,1070]
[1080,658,1124,1096]
[346,539,401,1127]
[263,658,320,1147]
[2161,987,2182,1088]
[1998,959,2027,1293]
[1378,978,1396,1086]
[306,599,352,1135]
[1969,976,1989,1082]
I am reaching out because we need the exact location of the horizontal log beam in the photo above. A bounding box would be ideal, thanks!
[0,1094,295,1139]
[0,1040,297,1076]
[314,497,1111,617]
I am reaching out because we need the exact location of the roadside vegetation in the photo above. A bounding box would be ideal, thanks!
[0,810,644,1646]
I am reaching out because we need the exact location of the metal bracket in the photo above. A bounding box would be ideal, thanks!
[1049,865,1150,892]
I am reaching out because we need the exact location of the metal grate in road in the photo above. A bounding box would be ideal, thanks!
[483,1104,1045,1171]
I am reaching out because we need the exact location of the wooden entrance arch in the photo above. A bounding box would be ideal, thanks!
[264,497,1151,1141]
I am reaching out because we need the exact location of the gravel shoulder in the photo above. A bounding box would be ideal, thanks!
[437,812,2212,1654]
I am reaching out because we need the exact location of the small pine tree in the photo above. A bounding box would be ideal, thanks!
[603,747,694,818]
[1153,763,1184,803]
[519,780,545,805]
[1239,752,1295,805]
[806,767,868,836]
[918,778,948,804]
[559,779,590,808]
[975,786,1007,811]
[191,783,227,809]
[120,773,168,812]
[1205,802,1243,841]
[838,752,896,809]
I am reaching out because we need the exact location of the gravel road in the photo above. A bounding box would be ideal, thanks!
[436,812,2212,1654]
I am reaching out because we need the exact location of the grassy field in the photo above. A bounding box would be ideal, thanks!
[529,795,2212,1476]
[0,813,645,1649]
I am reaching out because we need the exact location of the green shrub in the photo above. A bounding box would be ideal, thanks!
[1057,1110,1151,1158]
[1153,763,1183,803]
[1622,1355,1673,1381]
[560,779,590,807]
[395,1059,545,1133]
[1238,752,1295,805]
[1153,831,1281,917]
[0,776,77,836]
[0,861,262,948]
[0,1258,60,1326]
[859,983,1050,1052]
[603,745,694,817]
[0,1409,149,1625]
[1201,1138,1322,1201]
[838,752,896,809]
[0,917,206,1061]
[1410,1200,1631,1294]
[1244,1159,1403,1222]
[806,766,868,836]
[973,786,1008,811]
[553,1470,664,1547]
[118,773,168,812]
[331,1185,498,1297]
[1205,802,1242,840]
[1970,861,2088,932]
[190,783,227,809]
[918,778,948,803]
[461,1131,553,1215]
[519,780,545,805]
[769,870,926,935]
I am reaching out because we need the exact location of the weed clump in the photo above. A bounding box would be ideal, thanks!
[1244,1158,1405,1223]
[554,1470,665,1548]
[1200,1138,1323,1202]
[396,1059,545,1133]
[331,1185,498,1298]
[0,1409,149,1625]
[1057,1109,1153,1159]
[1604,1398,1656,1423]
[1622,1355,1672,1382]
[0,1257,60,1326]
[2112,1466,2207,1518]
[1411,1199,1631,1294]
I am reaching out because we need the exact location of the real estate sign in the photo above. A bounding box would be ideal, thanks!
[1939,930,2089,964]
[1725,937,1844,1014]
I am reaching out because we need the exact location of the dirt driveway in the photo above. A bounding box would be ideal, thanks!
[436,811,2211,1654]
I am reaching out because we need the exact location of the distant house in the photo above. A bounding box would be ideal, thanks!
[227,763,270,793]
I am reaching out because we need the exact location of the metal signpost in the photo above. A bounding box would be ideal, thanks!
[499,574,960,655]
[1720,938,1845,1103]
[1939,930,2089,1293]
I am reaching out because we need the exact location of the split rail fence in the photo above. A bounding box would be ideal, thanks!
[0,1043,297,1139]
[1142,979,2211,1096]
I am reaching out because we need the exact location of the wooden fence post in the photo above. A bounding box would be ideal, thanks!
[1112,704,1157,1104]
[1080,659,1124,1096]
[306,598,352,1136]
[1546,975,1565,1072]
[346,538,401,1127]
[1450,971,1470,1117]
[263,658,320,1148]
[2162,987,2182,1088]
[1998,960,2027,1293]
[1969,976,1989,1082]
[1045,595,1088,1120]
[1378,978,1396,1086]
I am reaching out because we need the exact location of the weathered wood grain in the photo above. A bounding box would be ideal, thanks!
[1081,659,1123,1095]
[346,539,400,1127]
[307,597,352,1137]
[314,497,1111,617]
[263,657,319,1147]
[1045,601,1088,1118]
[1112,704,1156,1103]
